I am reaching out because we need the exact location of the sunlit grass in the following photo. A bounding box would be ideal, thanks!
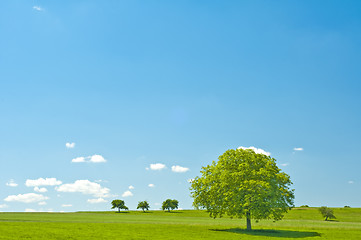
[0,208,360,239]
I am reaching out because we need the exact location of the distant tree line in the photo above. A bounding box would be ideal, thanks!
[111,199,179,212]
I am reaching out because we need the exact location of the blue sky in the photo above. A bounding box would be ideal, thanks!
[1,0,361,212]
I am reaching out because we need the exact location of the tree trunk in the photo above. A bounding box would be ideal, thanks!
[246,211,252,231]
[118,208,120,213]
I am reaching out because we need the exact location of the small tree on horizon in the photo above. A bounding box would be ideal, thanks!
[162,199,179,212]
[111,199,128,212]
[319,206,336,221]
[137,201,150,212]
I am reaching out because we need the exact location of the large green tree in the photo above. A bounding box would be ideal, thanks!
[137,201,150,212]
[111,199,128,212]
[162,199,179,212]
[190,148,294,231]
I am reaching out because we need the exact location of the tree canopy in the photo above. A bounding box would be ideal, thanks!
[137,201,150,212]
[111,199,128,212]
[190,148,294,231]
[162,199,179,212]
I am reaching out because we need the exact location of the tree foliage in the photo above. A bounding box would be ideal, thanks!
[137,201,150,212]
[162,199,179,212]
[190,148,294,230]
[111,199,128,212]
[319,206,336,221]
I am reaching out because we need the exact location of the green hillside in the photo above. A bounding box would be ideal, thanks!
[0,208,360,239]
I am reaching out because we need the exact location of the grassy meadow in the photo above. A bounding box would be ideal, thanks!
[0,208,360,239]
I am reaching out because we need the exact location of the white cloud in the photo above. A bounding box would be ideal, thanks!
[171,165,189,173]
[71,155,106,163]
[89,155,106,163]
[122,190,133,197]
[34,187,48,193]
[88,198,107,204]
[55,180,110,198]
[148,163,166,170]
[6,179,18,187]
[128,185,134,190]
[293,147,304,151]
[0,204,8,209]
[348,181,354,184]
[26,178,62,187]
[65,142,75,149]
[38,201,47,206]
[61,204,72,207]
[72,157,86,163]
[280,163,289,167]
[148,184,155,188]
[238,146,270,156]
[25,208,37,212]
[4,193,49,203]
[33,6,43,11]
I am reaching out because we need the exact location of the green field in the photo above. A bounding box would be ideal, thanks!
[0,208,360,239]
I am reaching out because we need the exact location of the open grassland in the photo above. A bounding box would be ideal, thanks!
[0,208,360,239]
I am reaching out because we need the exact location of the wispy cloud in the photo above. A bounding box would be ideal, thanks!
[25,208,37,212]
[95,179,108,183]
[0,204,8,209]
[293,147,303,151]
[4,193,49,203]
[171,165,189,173]
[72,157,85,163]
[148,183,155,188]
[348,180,354,184]
[280,163,289,167]
[122,190,133,197]
[61,204,72,207]
[71,155,106,163]
[6,179,18,187]
[147,163,166,170]
[56,180,110,198]
[34,187,48,193]
[128,185,134,190]
[238,146,270,156]
[66,142,75,149]
[38,201,47,206]
[88,198,107,204]
[26,178,62,187]
[32,6,44,11]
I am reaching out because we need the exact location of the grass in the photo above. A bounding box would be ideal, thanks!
[0,208,360,239]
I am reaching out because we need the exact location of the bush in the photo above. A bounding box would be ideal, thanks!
[300,205,309,208]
